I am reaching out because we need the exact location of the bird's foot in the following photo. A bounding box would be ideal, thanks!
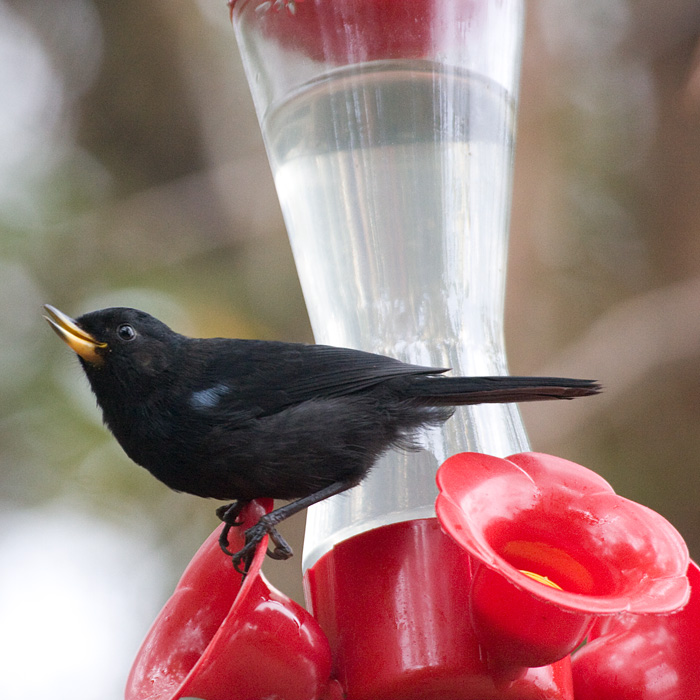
[230,515,294,575]
[217,502,294,574]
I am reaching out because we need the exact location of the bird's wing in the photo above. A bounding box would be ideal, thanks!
[191,339,447,419]
[277,343,447,401]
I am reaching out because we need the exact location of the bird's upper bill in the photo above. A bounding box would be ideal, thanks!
[43,304,107,366]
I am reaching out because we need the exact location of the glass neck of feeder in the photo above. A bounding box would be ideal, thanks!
[231,1,527,571]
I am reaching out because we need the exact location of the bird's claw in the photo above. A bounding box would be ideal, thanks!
[231,539,257,575]
[219,527,236,558]
[216,500,246,525]
[217,504,294,574]
[217,501,247,557]
[266,526,293,560]
[228,516,294,575]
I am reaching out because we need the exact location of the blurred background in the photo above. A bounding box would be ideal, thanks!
[1,0,699,698]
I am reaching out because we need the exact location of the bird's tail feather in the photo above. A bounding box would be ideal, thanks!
[410,376,601,405]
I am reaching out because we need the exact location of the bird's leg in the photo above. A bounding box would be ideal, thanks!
[216,500,248,557]
[230,480,354,573]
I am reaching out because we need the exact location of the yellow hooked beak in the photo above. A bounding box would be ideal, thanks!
[43,304,108,366]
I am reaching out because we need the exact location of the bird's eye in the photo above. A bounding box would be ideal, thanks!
[117,324,136,341]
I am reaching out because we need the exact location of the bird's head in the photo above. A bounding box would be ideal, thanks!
[43,304,181,391]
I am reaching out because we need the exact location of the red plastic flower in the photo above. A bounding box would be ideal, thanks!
[125,499,333,700]
[306,517,576,700]
[436,452,690,669]
[572,559,700,699]
[229,0,481,64]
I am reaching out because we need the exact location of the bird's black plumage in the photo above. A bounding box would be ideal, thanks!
[44,305,601,571]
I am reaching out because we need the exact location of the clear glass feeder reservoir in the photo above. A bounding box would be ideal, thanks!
[230,0,526,570]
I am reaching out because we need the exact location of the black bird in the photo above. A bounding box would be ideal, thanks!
[44,304,600,571]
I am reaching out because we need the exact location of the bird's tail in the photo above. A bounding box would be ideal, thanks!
[409,375,601,405]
